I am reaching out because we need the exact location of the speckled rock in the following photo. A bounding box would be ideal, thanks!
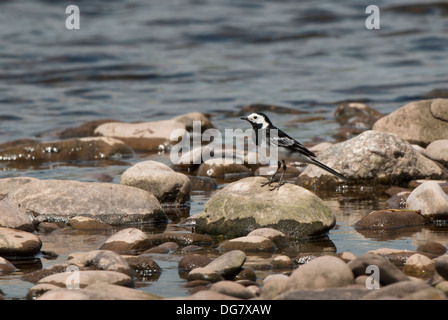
[297,130,447,187]
[5,179,167,225]
[406,181,448,220]
[120,160,190,204]
[0,198,34,231]
[195,177,335,239]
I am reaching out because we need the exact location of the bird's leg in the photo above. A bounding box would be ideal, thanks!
[261,161,281,187]
[270,160,287,191]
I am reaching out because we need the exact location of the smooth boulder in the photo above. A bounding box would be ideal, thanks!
[4,179,167,225]
[194,177,335,239]
[120,160,190,204]
[0,198,34,231]
[406,181,448,220]
[0,227,42,257]
[372,98,448,146]
[298,130,447,187]
[94,112,214,151]
[424,140,448,167]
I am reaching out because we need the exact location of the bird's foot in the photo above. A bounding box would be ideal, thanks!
[269,181,285,191]
[261,180,273,187]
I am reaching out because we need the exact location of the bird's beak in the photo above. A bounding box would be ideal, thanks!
[240,117,248,121]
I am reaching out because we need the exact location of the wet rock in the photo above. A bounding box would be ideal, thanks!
[272,255,294,269]
[234,269,257,282]
[0,137,133,162]
[38,270,133,289]
[0,198,34,231]
[366,248,421,268]
[348,254,409,285]
[120,161,190,204]
[21,264,69,284]
[218,236,277,253]
[0,227,42,257]
[178,254,212,273]
[354,209,427,230]
[146,232,214,247]
[402,253,435,276]
[275,287,369,300]
[143,242,177,254]
[386,192,411,209]
[57,119,119,139]
[27,283,61,300]
[417,242,447,256]
[334,102,384,126]
[406,181,448,220]
[0,257,16,272]
[435,255,448,280]
[94,112,214,151]
[36,222,60,233]
[100,228,152,254]
[195,177,335,239]
[247,228,290,248]
[424,140,448,167]
[197,159,252,179]
[210,280,256,299]
[287,256,354,291]
[123,255,161,278]
[5,179,167,225]
[372,99,448,147]
[298,130,447,187]
[362,280,443,300]
[68,250,131,275]
[260,274,290,299]
[68,216,112,230]
[187,250,246,282]
[189,176,217,191]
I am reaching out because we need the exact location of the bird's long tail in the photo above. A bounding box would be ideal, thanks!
[309,158,348,182]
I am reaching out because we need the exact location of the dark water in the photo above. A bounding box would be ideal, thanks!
[1,0,448,299]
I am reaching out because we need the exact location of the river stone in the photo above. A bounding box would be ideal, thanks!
[0,198,34,231]
[5,179,167,225]
[275,287,370,300]
[100,228,152,254]
[0,256,16,272]
[287,256,354,291]
[406,181,448,220]
[178,254,212,273]
[260,274,290,299]
[120,160,190,204]
[372,99,448,147]
[424,140,448,167]
[68,216,112,230]
[417,242,447,256]
[38,270,133,289]
[68,250,131,275]
[298,130,447,187]
[435,255,448,280]
[402,253,435,276]
[210,280,256,299]
[197,159,252,179]
[0,177,39,195]
[218,236,277,252]
[195,177,335,239]
[354,209,427,230]
[362,280,442,300]
[187,250,246,282]
[348,254,409,285]
[146,232,214,246]
[0,227,42,257]
[0,137,133,162]
[247,228,290,248]
[94,112,214,151]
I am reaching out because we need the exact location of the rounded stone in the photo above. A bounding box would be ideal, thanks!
[0,227,42,257]
[100,228,152,254]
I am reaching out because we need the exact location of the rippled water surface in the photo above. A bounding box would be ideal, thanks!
[1,0,448,299]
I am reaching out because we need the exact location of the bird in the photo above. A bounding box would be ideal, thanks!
[241,112,347,190]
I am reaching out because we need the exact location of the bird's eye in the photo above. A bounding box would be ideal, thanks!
[253,116,258,119]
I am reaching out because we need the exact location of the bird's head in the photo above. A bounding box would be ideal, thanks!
[240,112,272,129]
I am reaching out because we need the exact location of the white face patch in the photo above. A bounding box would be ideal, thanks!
[248,113,269,128]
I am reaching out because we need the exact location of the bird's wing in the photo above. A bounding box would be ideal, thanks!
[268,128,316,158]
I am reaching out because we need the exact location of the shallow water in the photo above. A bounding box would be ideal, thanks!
[1,0,448,299]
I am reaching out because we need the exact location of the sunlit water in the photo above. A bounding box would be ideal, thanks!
[1,0,448,299]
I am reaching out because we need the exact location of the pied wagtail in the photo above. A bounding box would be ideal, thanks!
[241,112,347,190]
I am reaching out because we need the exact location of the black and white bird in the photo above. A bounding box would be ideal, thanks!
[241,112,347,190]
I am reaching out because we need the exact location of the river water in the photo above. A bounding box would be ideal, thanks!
[1,0,448,299]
